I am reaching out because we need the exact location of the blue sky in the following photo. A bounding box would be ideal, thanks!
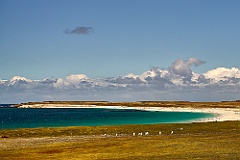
[0,0,240,103]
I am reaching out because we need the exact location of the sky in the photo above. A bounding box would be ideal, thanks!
[0,0,240,103]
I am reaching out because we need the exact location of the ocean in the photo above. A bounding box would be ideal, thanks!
[0,106,214,130]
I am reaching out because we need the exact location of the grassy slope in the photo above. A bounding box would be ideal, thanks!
[1,121,240,160]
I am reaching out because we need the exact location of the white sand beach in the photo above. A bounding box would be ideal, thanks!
[140,107,240,122]
[19,104,240,123]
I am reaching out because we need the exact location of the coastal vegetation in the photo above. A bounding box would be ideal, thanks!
[1,101,239,159]
[1,121,240,159]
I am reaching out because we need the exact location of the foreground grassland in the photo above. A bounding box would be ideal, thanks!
[1,121,240,160]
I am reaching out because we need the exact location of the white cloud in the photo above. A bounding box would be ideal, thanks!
[204,67,240,83]
[1,58,239,103]
[53,74,89,88]
[53,78,67,88]
[140,70,158,81]
[65,74,89,83]
[9,76,32,85]
[124,73,139,79]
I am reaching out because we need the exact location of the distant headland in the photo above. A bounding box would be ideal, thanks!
[18,100,240,109]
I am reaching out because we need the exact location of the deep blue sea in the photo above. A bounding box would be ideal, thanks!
[0,105,215,129]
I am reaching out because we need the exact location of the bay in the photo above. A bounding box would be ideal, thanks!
[0,108,214,129]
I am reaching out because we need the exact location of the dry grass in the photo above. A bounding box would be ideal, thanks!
[1,121,240,160]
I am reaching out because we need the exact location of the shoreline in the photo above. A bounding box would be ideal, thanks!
[19,104,240,123]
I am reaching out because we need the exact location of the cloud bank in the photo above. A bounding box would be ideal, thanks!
[65,26,94,35]
[1,58,240,103]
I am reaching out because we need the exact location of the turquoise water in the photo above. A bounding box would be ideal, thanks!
[0,108,214,129]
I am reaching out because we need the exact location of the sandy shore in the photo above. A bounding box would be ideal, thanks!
[19,104,240,123]
[141,106,240,122]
